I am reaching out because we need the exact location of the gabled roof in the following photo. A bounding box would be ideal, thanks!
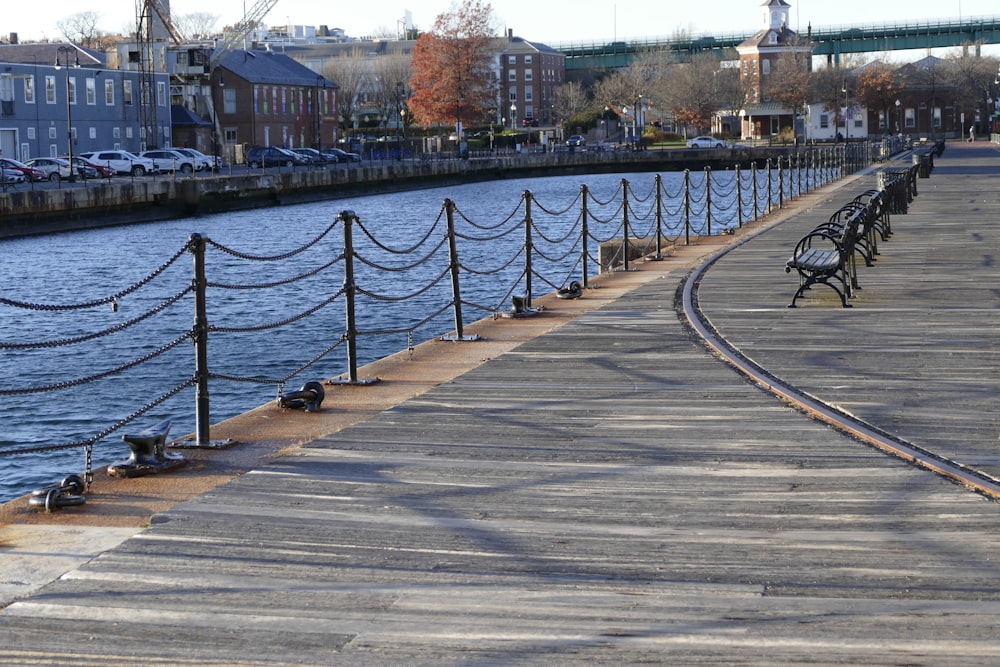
[171,104,212,126]
[216,49,337,88]
[503,36,564,57]
[0,42,104,68]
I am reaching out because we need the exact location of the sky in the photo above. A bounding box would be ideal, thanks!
[1,0,996,49]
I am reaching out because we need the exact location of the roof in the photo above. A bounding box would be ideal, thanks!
[171,105,212,126]
[503,36,564,57]
[0,42,104,67]
[216,49,338,88]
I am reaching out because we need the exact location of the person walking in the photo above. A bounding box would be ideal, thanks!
[969,125,975,142]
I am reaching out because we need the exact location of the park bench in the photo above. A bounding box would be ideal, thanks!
[785,207,865,308]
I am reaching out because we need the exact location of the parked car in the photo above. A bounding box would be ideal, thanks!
[322,147,361,163]
[566,135,586,147]
[522,117,539,127]
[0,163,26,185]
[245,146,310,168]
[289,147,334,165]
[25,157,73,182]
[66,155,114,179]
[686,135,727,149]
[173,147,222,171]
[139,149,196,174]
[0,157,46,182]
[78,151,158,177]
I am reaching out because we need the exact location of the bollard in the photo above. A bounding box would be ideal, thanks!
[278,381,325,412]
[505,294,542,318]
[108,419,186,478]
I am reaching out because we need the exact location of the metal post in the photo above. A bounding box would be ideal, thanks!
[766,158,774,213]
[653,174,665,258]
[621,179,632,268]
[580,184,591,285]
[735,164,744,227]
[683,170,691,245]
[440,199,479,342]
[523,190,534,306]
[189,233,211,446]
[777,157,784,209]
[341,210,360,383]
[704,167,712,236]
[751,162,759,221]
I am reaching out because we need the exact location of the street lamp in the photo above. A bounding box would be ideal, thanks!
[315,76,323,151]
[510,103,516,130]
[54,46,79,182]
[842,85,849,142]
[895,99,901,135]
[212,76,224,172]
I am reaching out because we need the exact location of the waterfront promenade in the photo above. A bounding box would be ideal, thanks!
[1,142,999,665]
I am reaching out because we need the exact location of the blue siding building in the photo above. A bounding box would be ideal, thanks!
[0,43,171,162]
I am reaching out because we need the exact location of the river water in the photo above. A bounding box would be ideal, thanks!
[0,168,776,502]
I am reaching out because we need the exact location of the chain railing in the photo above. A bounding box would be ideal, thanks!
[0,143,868,492]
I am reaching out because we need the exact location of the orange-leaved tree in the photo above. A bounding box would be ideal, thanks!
[408,0,499,130]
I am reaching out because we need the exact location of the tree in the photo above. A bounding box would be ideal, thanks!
[552,81,590,128]
[372,54,413,135]
[407,0,499,130]
[56,11,108,49]
[764,42,813,139]
[174,12,220,39]
[855,61,903,134]
[666,53,725,135]
[323,47,371,138]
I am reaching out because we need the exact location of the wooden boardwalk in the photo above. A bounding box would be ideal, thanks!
[1,142,999,666]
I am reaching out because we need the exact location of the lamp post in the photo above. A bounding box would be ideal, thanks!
[212,76,224,172]
[510,103,516,130]
[841,85,849,142]
[315,76,323,151]
[54,46,79,182]
[895,98,901,134]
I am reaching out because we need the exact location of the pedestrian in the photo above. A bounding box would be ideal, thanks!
[969,125,975,142]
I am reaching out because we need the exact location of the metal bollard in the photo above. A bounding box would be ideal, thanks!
[278,381,325,412]
[108,419,186,478]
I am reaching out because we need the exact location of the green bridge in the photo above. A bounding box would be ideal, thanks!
[559,15,1000,68]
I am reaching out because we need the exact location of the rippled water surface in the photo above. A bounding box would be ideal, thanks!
[2,169,756,501]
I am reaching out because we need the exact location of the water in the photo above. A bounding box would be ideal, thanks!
[0,168,786,502]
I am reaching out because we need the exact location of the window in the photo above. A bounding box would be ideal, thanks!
[45,75,56,103]
[223,88,236,114]
[525,70,532,82]
[24,75,35,103]
[508,87,516,102]
[86,78,96,105]
[878,111,886,129]
[105,79,114,105]
[525,89,533,102]
[123,80,133,106]
[932,106,942,128]
[904,108,915,128]
[524,55,532,64]
[27,127,35,139]
[49,127,57,139]
[157,81,166,106]
[89,127,97,139]
[0,76,13,116]
[224,128,238,143]
[762,60,770,75]
[819,113,829,129]
[508,55,516,64]
[68,77,77,105]
[113,127,121,138]
[508,69,516,81]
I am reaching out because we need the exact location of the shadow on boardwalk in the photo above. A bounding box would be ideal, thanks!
[1,142,999,666]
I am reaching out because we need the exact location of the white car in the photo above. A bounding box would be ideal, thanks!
[686,136,727,149]
[173,148,222,171]
[139,149,196,174]
[25,157,73,182]
[78,150,158,177]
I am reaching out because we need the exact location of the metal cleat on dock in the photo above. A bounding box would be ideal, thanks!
[108,419,186,478]
[503,294,543,318]
[278,381,325,412]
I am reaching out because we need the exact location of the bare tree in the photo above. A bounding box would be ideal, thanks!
[943,51,1000,131]
[56,11,107,49]
[174,12,220,39]
[323,47,372,138]
[552,81,590,126]
[372,54,413,135]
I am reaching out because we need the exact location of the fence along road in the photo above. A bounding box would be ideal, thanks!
[1,142,1000,664]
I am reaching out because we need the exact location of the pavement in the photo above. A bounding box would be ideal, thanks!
[1,141,999,665]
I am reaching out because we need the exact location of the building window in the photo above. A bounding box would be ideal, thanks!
[524,55,532,64]
[508,87,516,102]
[525,89,533,102]
[819,113,828,129]
[86,78,96,105]
[932,106,942,128]
[223,88,236,114]
[68,77,77,105]
[762,60,770,75]
[224,128,237,143]
[45,76,56,103]
[508,55,516,64]
[157,81,166,106]
[89,127,97,139]
[49,126,57,139]
[123,80,133,106]
[27,127,35,139]
[878,111,886,129]
[904,108,915,128]
[113,127,121,138]
[525,70,532,82]
[508,69,516,81]
[105,79,114,105]
[24,75,35,104]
